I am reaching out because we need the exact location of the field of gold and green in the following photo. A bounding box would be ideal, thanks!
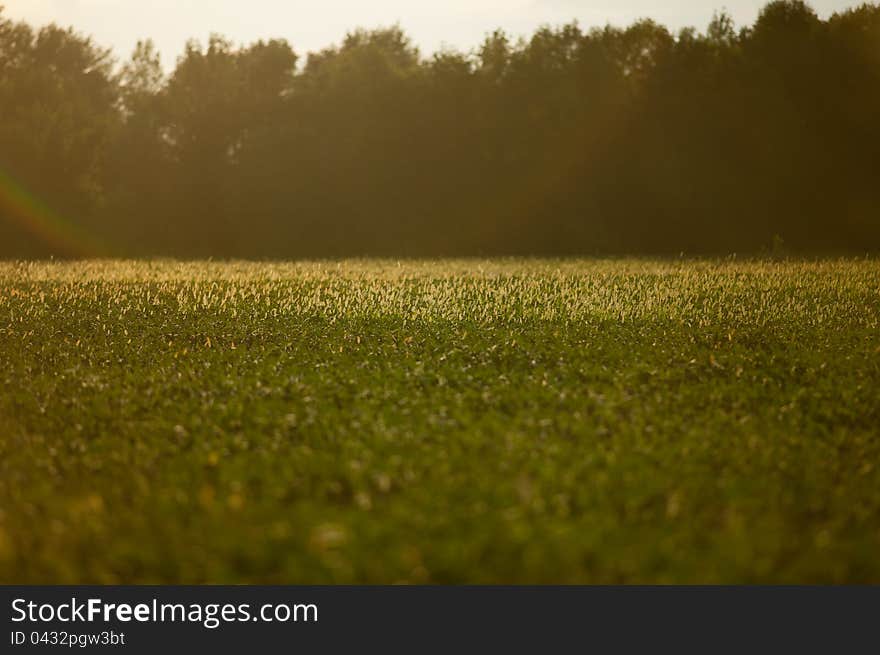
[1,259,878,583]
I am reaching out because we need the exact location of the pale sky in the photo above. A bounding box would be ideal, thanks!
[2,1,862,67]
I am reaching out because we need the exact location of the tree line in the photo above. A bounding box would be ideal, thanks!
[1,1,879,258]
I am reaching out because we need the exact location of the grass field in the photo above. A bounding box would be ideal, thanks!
[1,259,879,583]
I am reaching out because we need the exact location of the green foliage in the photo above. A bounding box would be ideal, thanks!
[1,259,879,583]
[0,10,118,255]
[1,3,880,257]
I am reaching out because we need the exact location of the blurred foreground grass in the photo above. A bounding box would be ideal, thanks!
[1,259,878,583]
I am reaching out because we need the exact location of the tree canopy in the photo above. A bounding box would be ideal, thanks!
[1,2,879,257]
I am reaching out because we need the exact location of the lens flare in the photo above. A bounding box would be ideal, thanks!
[0,169,103,257]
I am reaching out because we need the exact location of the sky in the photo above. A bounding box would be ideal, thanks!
[2,1,863,67]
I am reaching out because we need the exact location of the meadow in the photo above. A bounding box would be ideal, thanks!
[0,259,878,583]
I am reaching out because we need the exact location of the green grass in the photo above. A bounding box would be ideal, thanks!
[1,259,879,583]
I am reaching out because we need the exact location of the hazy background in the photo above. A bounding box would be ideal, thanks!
[2,1,879,257]
[2,0,861,63]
